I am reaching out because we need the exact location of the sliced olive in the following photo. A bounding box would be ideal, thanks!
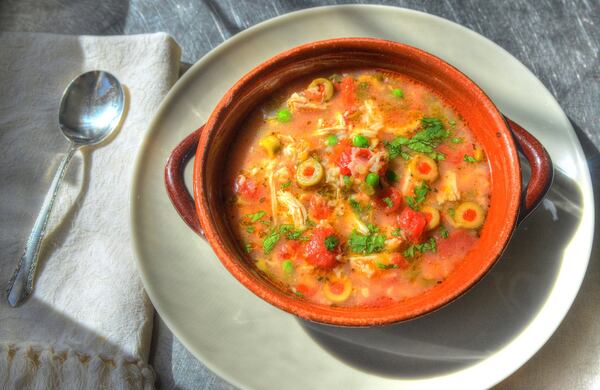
[409,154,439,182]
[421,206,440,230]
[323,278,352,303]
[455,201,485,229]
[296,158,324,188]
[308,78,334,101]
[259,134,281,157]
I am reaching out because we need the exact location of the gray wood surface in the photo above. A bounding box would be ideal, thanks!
[2,1,598,389]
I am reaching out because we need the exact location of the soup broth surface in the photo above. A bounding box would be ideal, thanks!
[225,69,490,307]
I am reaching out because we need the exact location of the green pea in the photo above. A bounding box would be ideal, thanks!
[392,88,404,98]
[277,108,292,123]
[365,173,380,187]
[282,260,294,275]
[352,135,369,148]
[326,135,338,146]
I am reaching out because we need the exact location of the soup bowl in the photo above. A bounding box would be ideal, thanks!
[164,38,552,326]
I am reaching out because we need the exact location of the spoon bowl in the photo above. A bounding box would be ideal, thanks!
[6,70,125,307]
[59,71,124,145]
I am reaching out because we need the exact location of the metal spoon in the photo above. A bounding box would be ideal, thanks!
[6,70,125,307]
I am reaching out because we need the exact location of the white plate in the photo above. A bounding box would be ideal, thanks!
[131,5,594,389]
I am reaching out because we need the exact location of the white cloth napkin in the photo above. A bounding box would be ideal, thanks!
[0,32,181,389]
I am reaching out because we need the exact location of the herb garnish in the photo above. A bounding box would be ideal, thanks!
[281,181,292,189]
[246,226,255,234]
[383,197,393,208]
[451,137,463,144]
[278,224,309,241]
[439,225,449,239]
[244,243,253,253]
[376,262,399,269]
[246,210,266,222]
[262,230,281,254]
[348,227,386,254]
[405,183,430,210]
[464,154,477,163]
[403,237,437,258]
[385,117,450,161]
[324,235,340,252]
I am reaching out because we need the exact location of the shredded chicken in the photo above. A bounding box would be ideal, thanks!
[349,256,379,278]
[314,112,347,135]
[277,190,307,228]
[287,92,328,112]
[436,171,460,203]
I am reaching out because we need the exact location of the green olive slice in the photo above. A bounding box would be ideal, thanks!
[455,201,485,229]
[296,158,324,187]
[408,154,439,182]
[308,78,334,101]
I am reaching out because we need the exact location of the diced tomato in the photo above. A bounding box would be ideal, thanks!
[356,148,372,160]
[304,227,339,269]
[397,207,428,242]
[375,187,403,213]
[341,76,356,107]
[279,240,301,260]
[235,175,262,201]
[390,253,410,269]
[335,143,353,176]
[309,195,333,220]
[436,229,477,260]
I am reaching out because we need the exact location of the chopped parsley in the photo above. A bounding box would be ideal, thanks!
[464,154,477,163]
[279,224,309,241]
[383,197,393,208]
[348,197,371,214]
[391,228,403,237]
[451,137,463,144]
[246,226,255,234]
[403,237,437,258]
[376,262,399,269]
[262,230,281,254]
[244,243,253,253]
[448,207,456,218]
[343,175,352,189]
[439,225,449,239]
[246,210,266,223]
[324,235,340,252]
[305,219,317,227]
[405,183,430,210]
[385,117,449,161]
[348,229,386,254]
[281,181,292,189]
[294,291,304,298]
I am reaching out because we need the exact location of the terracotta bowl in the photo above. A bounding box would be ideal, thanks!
[164,38,553,326]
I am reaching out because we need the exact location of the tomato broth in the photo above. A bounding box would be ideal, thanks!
[224,70,490,307]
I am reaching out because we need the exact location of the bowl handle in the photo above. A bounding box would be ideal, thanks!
[164,126,205,237]
[504,117,554,224]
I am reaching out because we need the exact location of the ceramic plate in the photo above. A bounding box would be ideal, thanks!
[131,5,594,389]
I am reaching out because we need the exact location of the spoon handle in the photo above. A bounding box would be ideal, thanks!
[7,143,77,307]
